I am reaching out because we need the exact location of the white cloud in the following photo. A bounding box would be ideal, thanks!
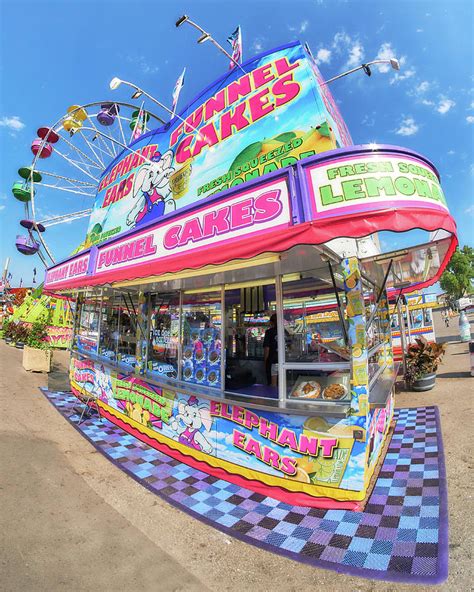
[416,80,430,94]
[465,204,474,215]
[346,41,364,68]
[0,115,25,131]
[466,115,474,123]
[470,101,474,109]
[332,32,364,69]
[395,116,419,136]
[333,31,351,50]
[0,205,5,211]
[288,20,309,34]
[421,98,435,106]
[375,42,399,73]
[437,98,455,114]
[390,67,416,85]
[315,48,332,65]
[447,150,455,155]
[416,28,424,33]
[252,37,265,52]
[125,55,159,75]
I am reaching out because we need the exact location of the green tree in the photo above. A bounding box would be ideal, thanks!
[440,245,474,300]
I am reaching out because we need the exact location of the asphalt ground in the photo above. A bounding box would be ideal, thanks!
[1,309,472,592]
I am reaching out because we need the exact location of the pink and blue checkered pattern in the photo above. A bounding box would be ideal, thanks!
[40,388,448,584]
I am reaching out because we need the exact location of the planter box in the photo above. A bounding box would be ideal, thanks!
[411,372,436,392]
[22,346,52,373]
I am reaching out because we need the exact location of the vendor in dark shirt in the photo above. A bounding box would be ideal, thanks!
[263,313,278,386]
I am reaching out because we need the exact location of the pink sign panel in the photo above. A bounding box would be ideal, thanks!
[44,253,90,290]
[93,176,292,277]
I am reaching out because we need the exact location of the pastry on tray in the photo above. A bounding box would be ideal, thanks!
[323,383,347,400]
[292,380,321,399]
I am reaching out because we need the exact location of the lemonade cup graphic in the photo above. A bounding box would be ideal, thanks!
[169,161,193,200]
[300,418,359,487]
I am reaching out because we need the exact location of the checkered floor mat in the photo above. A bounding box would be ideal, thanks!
[40,388,448,584]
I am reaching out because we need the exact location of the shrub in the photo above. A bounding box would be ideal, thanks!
[26,319,50,349]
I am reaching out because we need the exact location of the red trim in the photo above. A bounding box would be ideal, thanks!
[47,206,457,292]
[86,398,361,510]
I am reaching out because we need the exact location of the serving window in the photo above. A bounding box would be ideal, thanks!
[116,292,141,369]
[181,290,222,388]
[98,294,120,361]
[282,274,349,364]
[76,296,101,354]
[148,292,179,380]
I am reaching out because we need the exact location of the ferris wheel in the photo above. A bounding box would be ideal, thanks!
[12,101,166,267]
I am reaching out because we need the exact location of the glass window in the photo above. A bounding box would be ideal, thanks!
[116,292,140,369]
[182,291,222,388]
[76,296,101,354]
[98,293,120,362]
[286,368,351,402]
[282,274,349,363]
[224,283,276,392]
[148,292,180,380]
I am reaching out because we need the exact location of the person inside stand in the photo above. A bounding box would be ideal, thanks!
[263,313,278,386]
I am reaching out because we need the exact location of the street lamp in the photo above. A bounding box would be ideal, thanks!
[175,14,245,72]
[109,77,203,136]
[322,58,400,85]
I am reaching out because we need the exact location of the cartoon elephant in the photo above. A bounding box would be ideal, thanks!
[126,149,176,227]
[170,396,213,453]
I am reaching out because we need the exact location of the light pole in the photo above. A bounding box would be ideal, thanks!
[175,14,245,73]
[322,58,400,85]
[109,77,203,137]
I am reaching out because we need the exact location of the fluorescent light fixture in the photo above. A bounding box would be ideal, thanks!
[197,33,210,44]
[390,58,400,71]
[175,14,188,27]
[131,90,143,99]
[109,77,122,90]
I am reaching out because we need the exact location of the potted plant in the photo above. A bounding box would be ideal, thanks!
[22,319,52,372]
[2,318,12,342]
[405,337,446,392]
[13,323,30,349]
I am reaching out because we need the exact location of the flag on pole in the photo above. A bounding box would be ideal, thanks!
[227,26,242,69]
[131,105,146,141]
[171,67,186,118]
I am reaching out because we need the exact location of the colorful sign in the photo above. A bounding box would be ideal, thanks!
[305,153,448,220]
[93,176,291,277]
[84,42,351,247]
[70,356,368,494]
[44,253,90,289]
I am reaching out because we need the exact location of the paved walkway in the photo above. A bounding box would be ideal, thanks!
[0,310,472,591]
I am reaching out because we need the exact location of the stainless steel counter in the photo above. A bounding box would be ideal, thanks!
[369,363,400,408]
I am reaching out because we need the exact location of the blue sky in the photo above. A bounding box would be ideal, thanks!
[0,0,473,286]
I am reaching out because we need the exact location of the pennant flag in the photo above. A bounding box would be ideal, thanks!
[227,26,242,69]
[131,106,146,141]
[171,67,186,117]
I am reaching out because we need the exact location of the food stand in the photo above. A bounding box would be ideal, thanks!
[43,42,457,510]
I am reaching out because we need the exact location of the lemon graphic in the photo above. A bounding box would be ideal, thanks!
[294,467,311,483]
[303,416,329,432]
[346,274,357,289]
[311,459,336,482]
